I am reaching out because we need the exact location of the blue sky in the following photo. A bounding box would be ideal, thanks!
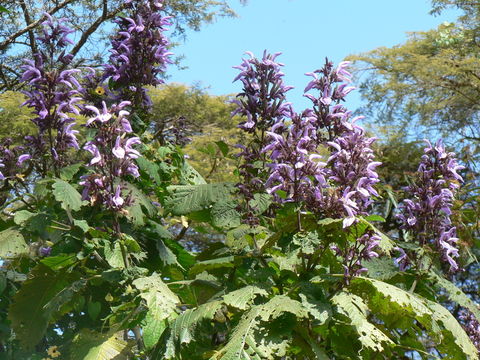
[167,0,459,111]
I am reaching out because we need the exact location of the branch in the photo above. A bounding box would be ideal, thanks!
[0,0,76,51]
[18,0,37,54]
[68,1,126,60]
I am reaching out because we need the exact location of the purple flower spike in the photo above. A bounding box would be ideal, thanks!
[81,102,141,211]
[397,139,463,272]
[103,0,172,110]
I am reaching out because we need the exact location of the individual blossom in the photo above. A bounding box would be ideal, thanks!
[20,13,81,173]
[80,101,141,211]
[397,139,464,272]
[103,0,173,111]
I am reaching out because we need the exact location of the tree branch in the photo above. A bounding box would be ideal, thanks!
[18,0,37,55]
[0,0,76,52]
[68,1,126,60]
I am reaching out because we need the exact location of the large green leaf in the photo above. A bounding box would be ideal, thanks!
[349,277,479,358]
[210,296,308,360]
[8,265,80,349]
[123,182,156,226]
[429,271,480,322]
[223,286,268,310]
[0,228,28,258]
[52,179,83,211]
[211,200,241,229]
[166,183,234,215]
[133,274,180,350]
[136,157,162,185]
[331,292,394,353]
[163,300,223,358]
[70,330,131,360]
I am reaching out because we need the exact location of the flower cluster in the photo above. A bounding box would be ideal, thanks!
[232,51,295,224]
[263,59,381,229]
[458,309,480,352]
[20,13,81,171]
[232,51,293,132]
[103,0,172,110]
[397,140,464,271]
[263,109,327,205]
[80,101,141,210]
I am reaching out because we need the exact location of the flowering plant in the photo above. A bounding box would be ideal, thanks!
[0,2,477,360]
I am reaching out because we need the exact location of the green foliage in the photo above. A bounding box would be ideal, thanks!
[0,228,28,258]
[70,330,131,360]
[52,179,84,212]
[8,264,82,349]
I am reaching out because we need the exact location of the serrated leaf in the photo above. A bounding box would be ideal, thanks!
[429,271,480,322]
[43,279,87,316]
[60,163,83,181]
[70,330,131,360]
[0,228,28,258]
[163,301,223,358]
[364,257,399,280]
[74,219,90,233]
[180,160,207,185]
[350,277,479,358]
[211,200,241,229]
[8,265,79,349]
[52,179,83,212]
[136,157,162,184]
[249,193,272,215]
[166,183,234,216]
[123,182,156,226]
[133,274,179,350]
[223,286,268,310]
[331,292,394,353]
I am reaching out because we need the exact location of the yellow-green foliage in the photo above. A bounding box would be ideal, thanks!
[0,91,36,144]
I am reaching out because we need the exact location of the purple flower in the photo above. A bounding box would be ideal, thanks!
[20,14,80,172]
[103,0,172,110]
[39,246,52,257]
[397,139,463,272]
[81,102,141,211]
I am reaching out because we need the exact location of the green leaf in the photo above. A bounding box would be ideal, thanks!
[350,277,479,358]
[223,286,268,310]
[429,271,480,322]
[70,330,131,360]
[41,254,77,270]
[211,200,241,229]
[133,274,180,350]
[211,296,308,360]
[52,179,83,212]
[0,228,28,258]
[249,193,272,215]
[74,219,90,233]
[43,279,87,316]
[215,140,229,156]
[180,160,207,185]
[189,256,235,276]
[104,241,125,268]
[136,157,162,184]
[364,257,399,280]
[331,292,394,353]
[166,183,234,216]
[163,300,223,358]
[8,265,80,349]
[0,5,9,13]
[123,182,156,226]
[87,301,101,321]
[60,163,83,181]
[13,210,35,225]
